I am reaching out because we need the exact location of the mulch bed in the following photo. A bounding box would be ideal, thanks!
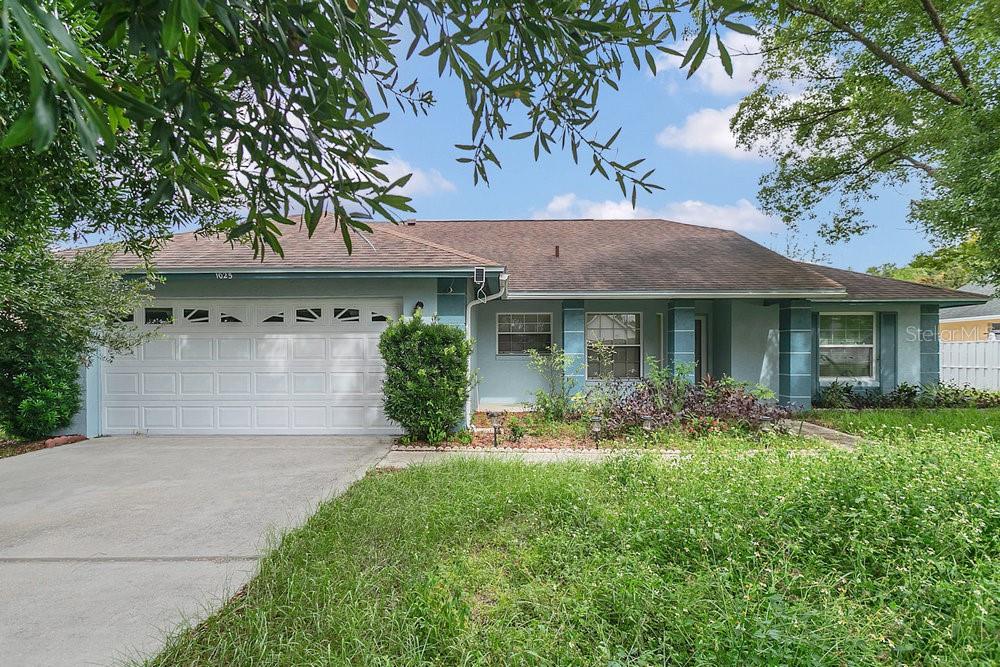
[0,434,87,460]
[394,427,602,451]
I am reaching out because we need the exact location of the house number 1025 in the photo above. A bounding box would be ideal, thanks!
[215,272,233,280]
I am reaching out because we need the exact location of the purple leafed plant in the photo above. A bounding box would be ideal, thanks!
[593,374,790,437]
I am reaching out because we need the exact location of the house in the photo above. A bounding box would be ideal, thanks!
[940,284,999,341]
[62,218,985,437]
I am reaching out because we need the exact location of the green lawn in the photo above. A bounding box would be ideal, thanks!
[146,435,999,666]
[806,407,1000,436]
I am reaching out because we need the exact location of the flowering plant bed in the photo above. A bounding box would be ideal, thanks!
[394,412,824,451]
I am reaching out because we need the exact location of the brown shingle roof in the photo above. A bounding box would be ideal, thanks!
[798,263,987,303]
[395,219,844,295]
[105,218,501,271]
[91,216,987,303]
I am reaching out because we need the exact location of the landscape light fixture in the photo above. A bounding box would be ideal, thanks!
[487,411,502,448]
[590,415,602,443]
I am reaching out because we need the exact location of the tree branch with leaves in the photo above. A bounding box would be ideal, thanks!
[1,0,752,257]
[734,0,999,281]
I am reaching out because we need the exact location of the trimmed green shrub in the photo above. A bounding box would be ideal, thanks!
[379,313,472,443]
[0,354,81,440]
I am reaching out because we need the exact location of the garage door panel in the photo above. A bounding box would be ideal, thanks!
[292,372,326,394]
[180,373,214,395]
[218,338,252,360]
[143,406,177,429]
[254,372,289,395]
[178,338,213,360]
[105,406,139,430]
[292,406,327,428]
[365,371,386,395]
[218,372,252,395]
[329,371,365,394]
[256,406,290,428]
[102,299,402,435]
[180,406,215,429]
[330,337,366,361]
[105,372,139,396]
[255,338,288,360]
[142,373,177,395]
[331,406,366,428]
[292,338,326,360]
[218,406,253,429]
[143,339,175,360]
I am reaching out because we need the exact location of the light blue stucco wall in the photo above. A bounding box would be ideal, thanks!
[472,298,670,409]
[718,300,925,396]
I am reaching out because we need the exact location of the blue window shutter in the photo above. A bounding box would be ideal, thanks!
[878,312,897,393]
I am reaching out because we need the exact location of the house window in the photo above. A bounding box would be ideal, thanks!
[220,307,247,324]
[333,307,360,323]
[819,313,876,379]
[260,308,285,324]
[586,313,641,379]
[183,308,210,324]
[370,306,396,323]
[497,313,552,355]
[295,308,322,323]
[144,307,173,325]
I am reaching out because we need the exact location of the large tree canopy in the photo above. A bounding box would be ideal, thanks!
[0,0,751,255]
[867,239,987,289]
[733,0,999,279]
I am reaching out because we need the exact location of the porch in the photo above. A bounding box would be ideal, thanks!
[469,297,941,411]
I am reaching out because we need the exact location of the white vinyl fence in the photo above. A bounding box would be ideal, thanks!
[941,341,1000,390]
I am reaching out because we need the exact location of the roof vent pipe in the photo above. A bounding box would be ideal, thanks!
[555,245,560,257]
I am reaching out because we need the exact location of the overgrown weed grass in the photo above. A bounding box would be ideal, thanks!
[146,434,1000,666]
[808,407,1000,438]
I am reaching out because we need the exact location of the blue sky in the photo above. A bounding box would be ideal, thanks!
[375,31,934,273]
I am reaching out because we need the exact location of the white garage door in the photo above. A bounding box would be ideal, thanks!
[102,299,402,435]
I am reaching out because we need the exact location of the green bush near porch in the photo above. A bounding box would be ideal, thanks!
[146,434,999,666]
[379,313,473,444]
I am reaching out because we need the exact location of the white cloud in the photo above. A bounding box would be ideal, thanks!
[656,104,761,160]
[382,157,456,196]
[532,193,777,232]
[657,198,777,232]
[656,31,762,96]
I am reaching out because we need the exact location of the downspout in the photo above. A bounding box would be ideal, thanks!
[464,272,509,428]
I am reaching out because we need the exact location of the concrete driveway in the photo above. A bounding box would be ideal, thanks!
[0,435,391,666]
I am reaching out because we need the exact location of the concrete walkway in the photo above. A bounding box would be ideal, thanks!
[783,419,863,450]
[0,435,391,667]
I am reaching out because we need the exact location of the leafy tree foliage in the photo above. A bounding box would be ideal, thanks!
[0,0,750,254]
[733,0,999,277]
[866,239,987,289]
[0,223,153,438]
[0,72,169,438]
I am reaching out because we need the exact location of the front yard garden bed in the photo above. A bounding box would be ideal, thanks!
[390,411,826,451]
[145,434,1000,666]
